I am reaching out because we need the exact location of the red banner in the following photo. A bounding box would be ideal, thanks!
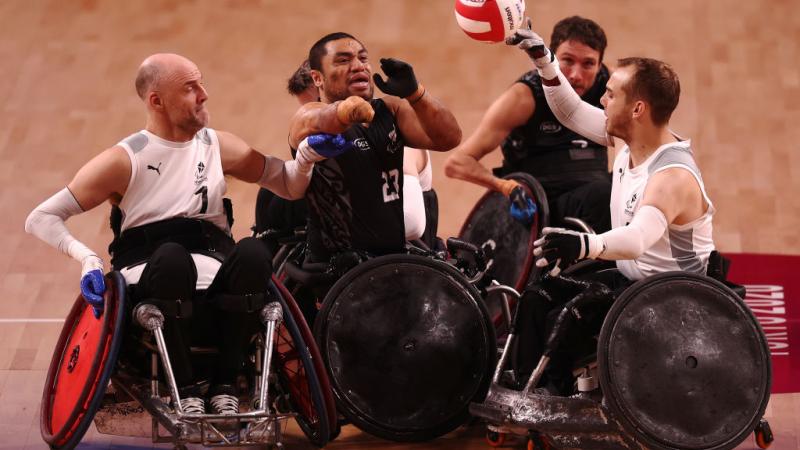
[726,253,800,394]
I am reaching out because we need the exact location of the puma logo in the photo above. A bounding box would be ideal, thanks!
[147,162,162,175]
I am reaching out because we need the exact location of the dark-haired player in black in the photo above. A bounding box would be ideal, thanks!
[444,16,613,233]
[289,32,461,263]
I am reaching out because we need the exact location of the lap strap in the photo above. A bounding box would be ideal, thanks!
[138,298,193,319]
[212,292,268,313]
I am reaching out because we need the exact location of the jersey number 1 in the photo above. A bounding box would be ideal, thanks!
[382,169,400,203]
[194,186,208,214]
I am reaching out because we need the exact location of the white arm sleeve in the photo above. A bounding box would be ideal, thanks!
[258,137,331,200]
[403,175,426,240]
[24,188,104,275]
[591,205,668,260]
[539,58,613,147]
[257,156,313,200]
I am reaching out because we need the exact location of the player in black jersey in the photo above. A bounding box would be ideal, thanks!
[255,60,439,253]
[288,32,461,262]
[444,16,612,233]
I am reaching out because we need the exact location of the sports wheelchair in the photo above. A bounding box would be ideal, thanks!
[261,234,503,443]
[247,171,561,443]
[470,259,774,450]
[40,271,336,450]
[459,173,774,449]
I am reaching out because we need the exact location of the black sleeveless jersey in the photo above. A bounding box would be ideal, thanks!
[499,65,610,199]
[305,99,405,261]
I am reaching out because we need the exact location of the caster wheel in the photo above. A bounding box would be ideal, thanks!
[486,429,506,447]
[527,431,550,450]
[755,419,774,449]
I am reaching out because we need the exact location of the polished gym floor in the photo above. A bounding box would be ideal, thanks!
[2,0,799,448]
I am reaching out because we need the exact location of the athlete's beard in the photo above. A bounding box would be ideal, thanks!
[323,83,373,103]
[178,112,208,136]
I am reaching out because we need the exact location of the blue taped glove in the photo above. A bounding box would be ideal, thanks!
[509,186,537,226]
[307,133,355,158]
[80,269,105,318]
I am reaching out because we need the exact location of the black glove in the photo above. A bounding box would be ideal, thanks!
[372,58,419,98]
[533,227,603,277]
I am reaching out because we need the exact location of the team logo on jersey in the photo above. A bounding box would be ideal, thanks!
[354,138,371,152]
[624,192,638,218]
[195,161,207,185]
[147,162,162,175]
[540,121,562,134]
[386,125,402,154]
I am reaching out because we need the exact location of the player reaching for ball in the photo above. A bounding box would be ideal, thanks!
[445,16,613,232]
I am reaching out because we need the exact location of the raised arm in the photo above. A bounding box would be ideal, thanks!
[443,82,534,194]
[507,27,611,147]
[374,58,462,151]
[288,96,374,149]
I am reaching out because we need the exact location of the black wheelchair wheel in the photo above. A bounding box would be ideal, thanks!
[598,272,771,450]
[270,281,331,447]
[314,254,496,442]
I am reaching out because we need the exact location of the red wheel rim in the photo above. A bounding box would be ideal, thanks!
[272,276,337,432]
[41,273,124,448]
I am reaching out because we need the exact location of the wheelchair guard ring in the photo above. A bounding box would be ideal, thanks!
[599,272,771,449]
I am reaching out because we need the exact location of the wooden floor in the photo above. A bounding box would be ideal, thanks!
[2,0,799,449]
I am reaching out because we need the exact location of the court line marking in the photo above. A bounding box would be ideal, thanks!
[0,318,65,323]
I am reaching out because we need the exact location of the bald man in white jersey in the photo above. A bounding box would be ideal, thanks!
[25,53,353,416]
[505,28,715,393]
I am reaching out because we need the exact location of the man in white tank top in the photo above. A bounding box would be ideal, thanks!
[505,28,715,394]
[25,53,355,416]
[507,30,714,280]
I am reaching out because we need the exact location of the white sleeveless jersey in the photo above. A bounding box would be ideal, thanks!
[418,150,433,192]
[115,128,229,288]
[610,140,715,280]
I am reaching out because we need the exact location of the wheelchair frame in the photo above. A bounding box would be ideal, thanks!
[41,271,335,450]
[471,271,773,450]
